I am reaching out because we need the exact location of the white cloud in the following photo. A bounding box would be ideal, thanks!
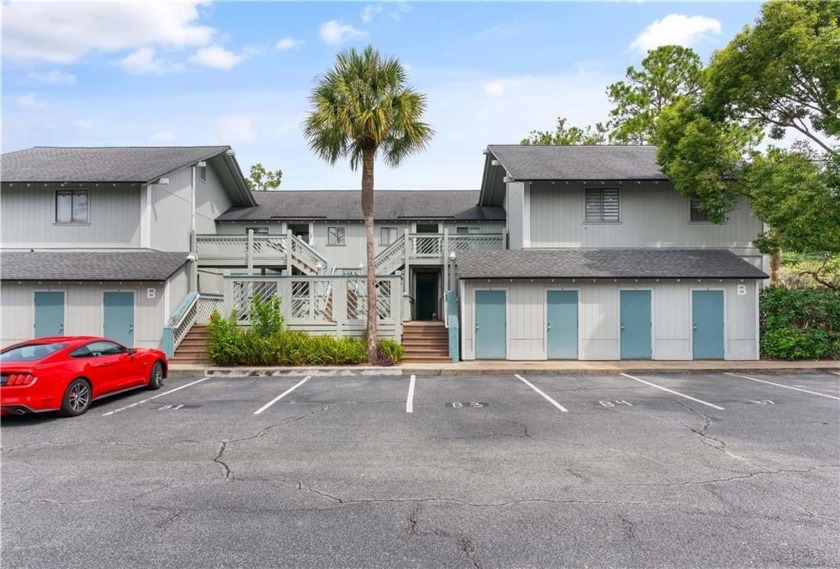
[189,46,243,70]
[2,0,214,63]
[360,4,382,23]
[319,20,366,45]
[120,47,177,75]
[483,79,522,97]
[27,69,77,85]
[216,115,256,145]
[16,95,47,109]
[631,14,722,52]
[276,36,303,51]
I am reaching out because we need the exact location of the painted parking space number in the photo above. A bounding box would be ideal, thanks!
[449,402,487,408]
[599,400,632,408]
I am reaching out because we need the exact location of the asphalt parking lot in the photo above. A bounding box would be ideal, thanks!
[2,370,839,568]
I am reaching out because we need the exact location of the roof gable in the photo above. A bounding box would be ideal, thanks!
[479,145,669,206]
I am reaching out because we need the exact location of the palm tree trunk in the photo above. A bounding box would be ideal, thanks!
[362,149,378,363]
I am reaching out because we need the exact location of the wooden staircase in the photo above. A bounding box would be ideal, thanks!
[401,321,451,363]
[170,325,212,366]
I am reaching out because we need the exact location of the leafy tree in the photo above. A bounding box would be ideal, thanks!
[606,45,704,145]
[303,45,433,362]
[521,117,608,145]
[703,0,840,151]
[657,1,840,286]
[522,46,703,146]
[245,163,283,191]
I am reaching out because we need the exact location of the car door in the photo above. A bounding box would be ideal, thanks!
[80,341,136,394]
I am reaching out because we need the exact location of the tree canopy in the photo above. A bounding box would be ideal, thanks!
[244,163,282,191]
[303,45,433,361]
[521,117,608,145]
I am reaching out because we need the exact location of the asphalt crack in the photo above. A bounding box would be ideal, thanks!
[618,513,637,540]
[213,442,232,481]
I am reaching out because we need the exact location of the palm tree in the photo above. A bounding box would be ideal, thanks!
[303,45,433,363]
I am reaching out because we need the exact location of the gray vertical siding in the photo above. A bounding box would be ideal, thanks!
[196,163,234,234]
[528,181,763,260]
[506,182,525,250]
[460,279,759,361]
[1,281,171,349]
[149,166,193,252]
[0,184,141,248]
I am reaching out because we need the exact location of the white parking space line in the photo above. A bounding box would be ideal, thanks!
[253,375,312,415]
[830,371,840,377]
[102,377,212,416]
[724,372,840,401]
[406,374,416,413]
[514,375,568,412]
[620,373,725,411]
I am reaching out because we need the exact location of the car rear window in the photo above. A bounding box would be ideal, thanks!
[0,342,67,362]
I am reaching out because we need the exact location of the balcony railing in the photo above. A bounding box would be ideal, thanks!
[195,231,504,274]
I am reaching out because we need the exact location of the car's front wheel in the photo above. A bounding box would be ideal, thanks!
[147,361,164,390]
[59,378,92,417]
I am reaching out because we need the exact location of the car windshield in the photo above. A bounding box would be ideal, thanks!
[0,342,67,362]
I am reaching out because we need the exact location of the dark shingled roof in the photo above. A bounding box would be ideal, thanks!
[1,146,231,183]
[455,249,768,279]
[0,251,189,281]
[487,145,668,181]
[216,190,505,222]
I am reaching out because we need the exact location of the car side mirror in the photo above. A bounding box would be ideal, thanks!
[127,348,136,355]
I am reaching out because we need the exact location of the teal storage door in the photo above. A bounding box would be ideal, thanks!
[475,290,506,359]
[104,292,135,347]
[620,290,651,359]
[547,290,578,359]
[34,292,65,337]
[693,290,724,359]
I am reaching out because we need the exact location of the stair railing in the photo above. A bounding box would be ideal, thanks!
[375,234,407,274]
[160,291,199,358]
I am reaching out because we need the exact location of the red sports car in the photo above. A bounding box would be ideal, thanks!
[1,336,167,417]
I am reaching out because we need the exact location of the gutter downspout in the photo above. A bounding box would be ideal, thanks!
[189,165,198,292]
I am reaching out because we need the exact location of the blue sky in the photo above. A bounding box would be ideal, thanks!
[2,1,763,190]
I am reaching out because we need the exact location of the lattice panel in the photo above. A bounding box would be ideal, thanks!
[346,280,391,320]
[290,280,334,321]
[196,295,224,324]
[449,234,505,251]
[412,235,442,257]
[251,236,287,259]
[232,281,278,321]
[376,280,392,319]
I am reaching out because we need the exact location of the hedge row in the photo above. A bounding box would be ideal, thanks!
[760,286,840,360]
[206,296,403,366]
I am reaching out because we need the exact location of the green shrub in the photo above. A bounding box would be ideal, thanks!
[206,309,244,366]
[250,294,284,338]
[377,338,404,365]
[760,286,840,360]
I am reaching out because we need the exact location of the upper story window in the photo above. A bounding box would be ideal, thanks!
[380,227,398,246]
[246,227,269,235]
[55,190,89,224]
[689,199,710,223]
[584,188,619,223]
[327,226,346,245]
[198,163,207,183]
[456,226,480,235]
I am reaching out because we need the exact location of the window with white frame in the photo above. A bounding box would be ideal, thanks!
[380,227,398,245]
[327,226,346,245]
[246,227,269,235]
[689,199,710,222]
[55,190,89,223]
[198,164,207,183]
[584,188,619,222]
[456,226,480,234]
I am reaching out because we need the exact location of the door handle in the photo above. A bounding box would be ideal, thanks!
[547,323,551,331]
[620,323,624,331]
[693,323,697,331]
[475,323,479,330]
